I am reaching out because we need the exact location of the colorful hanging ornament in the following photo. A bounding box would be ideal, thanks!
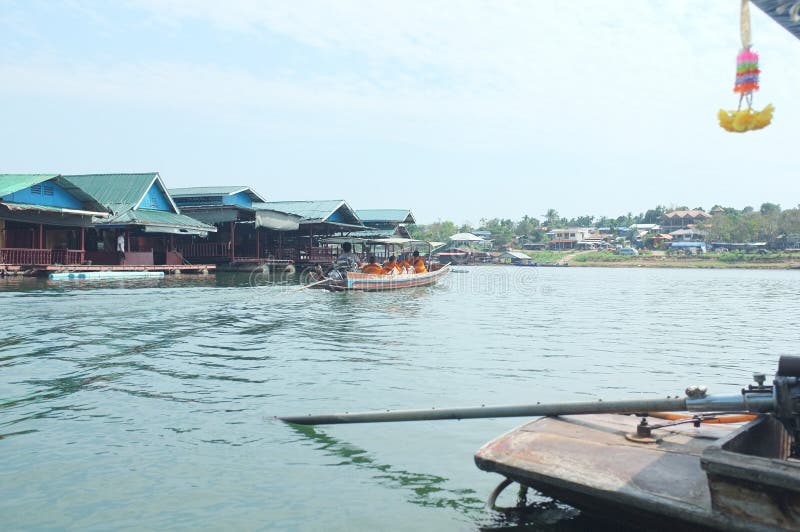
[718,0,774,132]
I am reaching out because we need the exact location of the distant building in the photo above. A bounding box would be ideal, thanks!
[661,210,712,233]
[629,223,661,234]
[499,251,531,264]
[669,228,707,242]
[546,227,593,250]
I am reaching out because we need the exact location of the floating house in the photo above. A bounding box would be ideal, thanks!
[252,200,366,264]
[355,209,416,239]
[60,173,216,267]
[499,251,532,264]
[169,186,302,267]
[1,174,109,269]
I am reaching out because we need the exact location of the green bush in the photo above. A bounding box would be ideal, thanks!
[571,251,631,262]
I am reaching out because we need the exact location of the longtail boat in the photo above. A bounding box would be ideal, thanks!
[310,263,450,291]
[280,356,800,530]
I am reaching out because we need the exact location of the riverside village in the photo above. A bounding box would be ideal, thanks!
[3,173,800,278]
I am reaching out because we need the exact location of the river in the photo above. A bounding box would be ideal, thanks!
[1,266,797,530]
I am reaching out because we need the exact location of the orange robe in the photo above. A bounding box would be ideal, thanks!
[382,261,401,274]
[361,263,384,274]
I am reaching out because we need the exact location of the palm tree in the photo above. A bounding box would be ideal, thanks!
[542,209,560,227]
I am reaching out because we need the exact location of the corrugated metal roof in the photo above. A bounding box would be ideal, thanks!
[253,200,363,227]
[0,174,59,197]
[501,251,530,260]
[355,209,415,224]
[103,209,216,232]
[170,186,266,202]
[62,173,162,213]
[753,1,800,41]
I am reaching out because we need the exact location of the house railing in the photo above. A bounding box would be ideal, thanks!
[0,248,84,265]
[52,249,85,265]
[0,248,86,265]
[180,242,231,258]
[1,248,51,265]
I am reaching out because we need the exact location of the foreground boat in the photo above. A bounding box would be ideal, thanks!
[280,356,800,530]
[313,263,450,291]
[475,412,799,530]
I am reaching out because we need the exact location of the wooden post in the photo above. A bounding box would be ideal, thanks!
[230,221,235,261]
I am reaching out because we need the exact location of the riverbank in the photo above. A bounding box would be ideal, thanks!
[525,250,800,269]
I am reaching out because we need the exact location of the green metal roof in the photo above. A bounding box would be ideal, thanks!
[355,209,416,224]
[103,209,216,232]
[61,173,174,214]
[0,174,59,197]
[253,200,363,227]
[169,186,266,202]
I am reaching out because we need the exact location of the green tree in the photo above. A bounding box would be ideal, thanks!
[641,205,667,224]
[479,218,515,247]
[760,203,781,216]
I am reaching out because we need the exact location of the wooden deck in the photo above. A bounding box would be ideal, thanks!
[474,414,756,531]
[1,263,215,275]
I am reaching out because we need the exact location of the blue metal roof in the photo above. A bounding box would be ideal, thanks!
[355,209,415,224]
[254,200,363,227]
[169,186,266,203]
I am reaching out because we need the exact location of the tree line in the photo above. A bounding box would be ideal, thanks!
[408,203,800,247]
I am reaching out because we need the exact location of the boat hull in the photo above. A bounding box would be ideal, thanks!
[327,264,450,291]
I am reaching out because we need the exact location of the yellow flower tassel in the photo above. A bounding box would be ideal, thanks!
[718,0,773,133]
[718,104,774,132]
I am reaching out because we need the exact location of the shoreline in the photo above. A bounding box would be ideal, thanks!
[558,258,800,270]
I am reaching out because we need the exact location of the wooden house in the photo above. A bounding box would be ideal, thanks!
[1,174,109,269]
[60,173,216,266]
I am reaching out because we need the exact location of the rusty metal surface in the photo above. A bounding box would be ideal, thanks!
[474,414,758,530]
[702,415,800,530]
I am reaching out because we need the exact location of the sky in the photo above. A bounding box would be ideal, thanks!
[2,1,799,225]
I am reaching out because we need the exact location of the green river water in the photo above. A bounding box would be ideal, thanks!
[1,266,797,530]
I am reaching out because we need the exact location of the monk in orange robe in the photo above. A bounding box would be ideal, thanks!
[360,256,384,275]
[382,255,401,274]
[412,250,427,273]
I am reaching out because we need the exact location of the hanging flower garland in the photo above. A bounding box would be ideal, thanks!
[718,0,774,132]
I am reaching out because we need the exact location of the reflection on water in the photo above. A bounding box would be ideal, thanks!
[1,267,798,529]
[291,424,485,512]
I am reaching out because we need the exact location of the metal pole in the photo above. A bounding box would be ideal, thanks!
[279,392,775,425]
[230,221,235,261]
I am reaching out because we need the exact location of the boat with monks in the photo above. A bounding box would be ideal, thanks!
[308,262,450,291]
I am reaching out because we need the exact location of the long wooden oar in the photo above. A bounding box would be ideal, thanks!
[297,277,332,291]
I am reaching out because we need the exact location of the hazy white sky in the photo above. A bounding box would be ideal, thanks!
[2,1,799,224]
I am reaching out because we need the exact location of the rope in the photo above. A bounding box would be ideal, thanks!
[740,0,752,49]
